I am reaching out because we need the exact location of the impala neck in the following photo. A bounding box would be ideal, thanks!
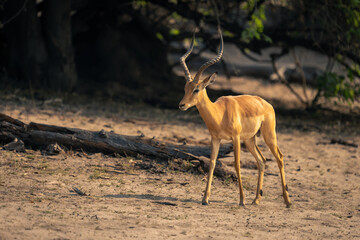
[196,89,217,124]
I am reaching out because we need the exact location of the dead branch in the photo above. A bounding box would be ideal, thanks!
[0,113,234,178]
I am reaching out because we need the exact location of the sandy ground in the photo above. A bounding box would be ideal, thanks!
[0,76,360,239]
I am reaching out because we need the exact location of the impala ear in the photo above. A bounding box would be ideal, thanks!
[201,72,217,89]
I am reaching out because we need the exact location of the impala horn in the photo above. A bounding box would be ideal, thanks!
[180,31,196,82]
[193,26,223,84]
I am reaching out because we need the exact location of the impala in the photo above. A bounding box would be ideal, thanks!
[178,28,292,208]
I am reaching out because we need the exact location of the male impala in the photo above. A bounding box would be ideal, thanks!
[178,28,291,208]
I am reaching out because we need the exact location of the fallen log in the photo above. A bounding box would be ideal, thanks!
[0,113,235,178]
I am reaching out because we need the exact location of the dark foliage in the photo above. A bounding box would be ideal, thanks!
[0,0,358,106]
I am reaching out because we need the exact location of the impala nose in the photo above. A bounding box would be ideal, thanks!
[179,104,186,110]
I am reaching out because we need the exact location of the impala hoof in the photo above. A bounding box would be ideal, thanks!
[239,202,246,208]
[286,202,292,208]
[202,201,209,205]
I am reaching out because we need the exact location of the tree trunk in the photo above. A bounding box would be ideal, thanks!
[4,0,47,87]
[41,0,77,91]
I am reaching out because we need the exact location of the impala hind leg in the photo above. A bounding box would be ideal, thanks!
[202,138,221,205]
[233,135,245,206]
[261,122,292,207]
[269,145,292,207]
[244,137,266,205]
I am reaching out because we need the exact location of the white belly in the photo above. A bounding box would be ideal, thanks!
[240,116,263,140]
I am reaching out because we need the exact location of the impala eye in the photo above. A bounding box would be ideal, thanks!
[193,89,200,94]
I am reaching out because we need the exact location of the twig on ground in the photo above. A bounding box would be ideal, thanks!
[72,186,87,196]
[330,138,358,148]
[152,201,178,206]
[317,138,358,148]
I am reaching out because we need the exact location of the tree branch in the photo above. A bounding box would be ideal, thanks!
[270,52,306,105]
[0,0,29,27]
[291,48,309,105]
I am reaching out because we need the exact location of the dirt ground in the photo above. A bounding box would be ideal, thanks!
[0,76,360,239]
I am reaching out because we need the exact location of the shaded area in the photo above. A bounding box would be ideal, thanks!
[104,193,228,205]
[0,0,358,108]
[104,193,200,204]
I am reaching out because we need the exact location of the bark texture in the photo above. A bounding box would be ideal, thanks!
[0,113,235,178]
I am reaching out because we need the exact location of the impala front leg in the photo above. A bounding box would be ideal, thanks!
[202,137,220,205]
[233,135,245,206]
